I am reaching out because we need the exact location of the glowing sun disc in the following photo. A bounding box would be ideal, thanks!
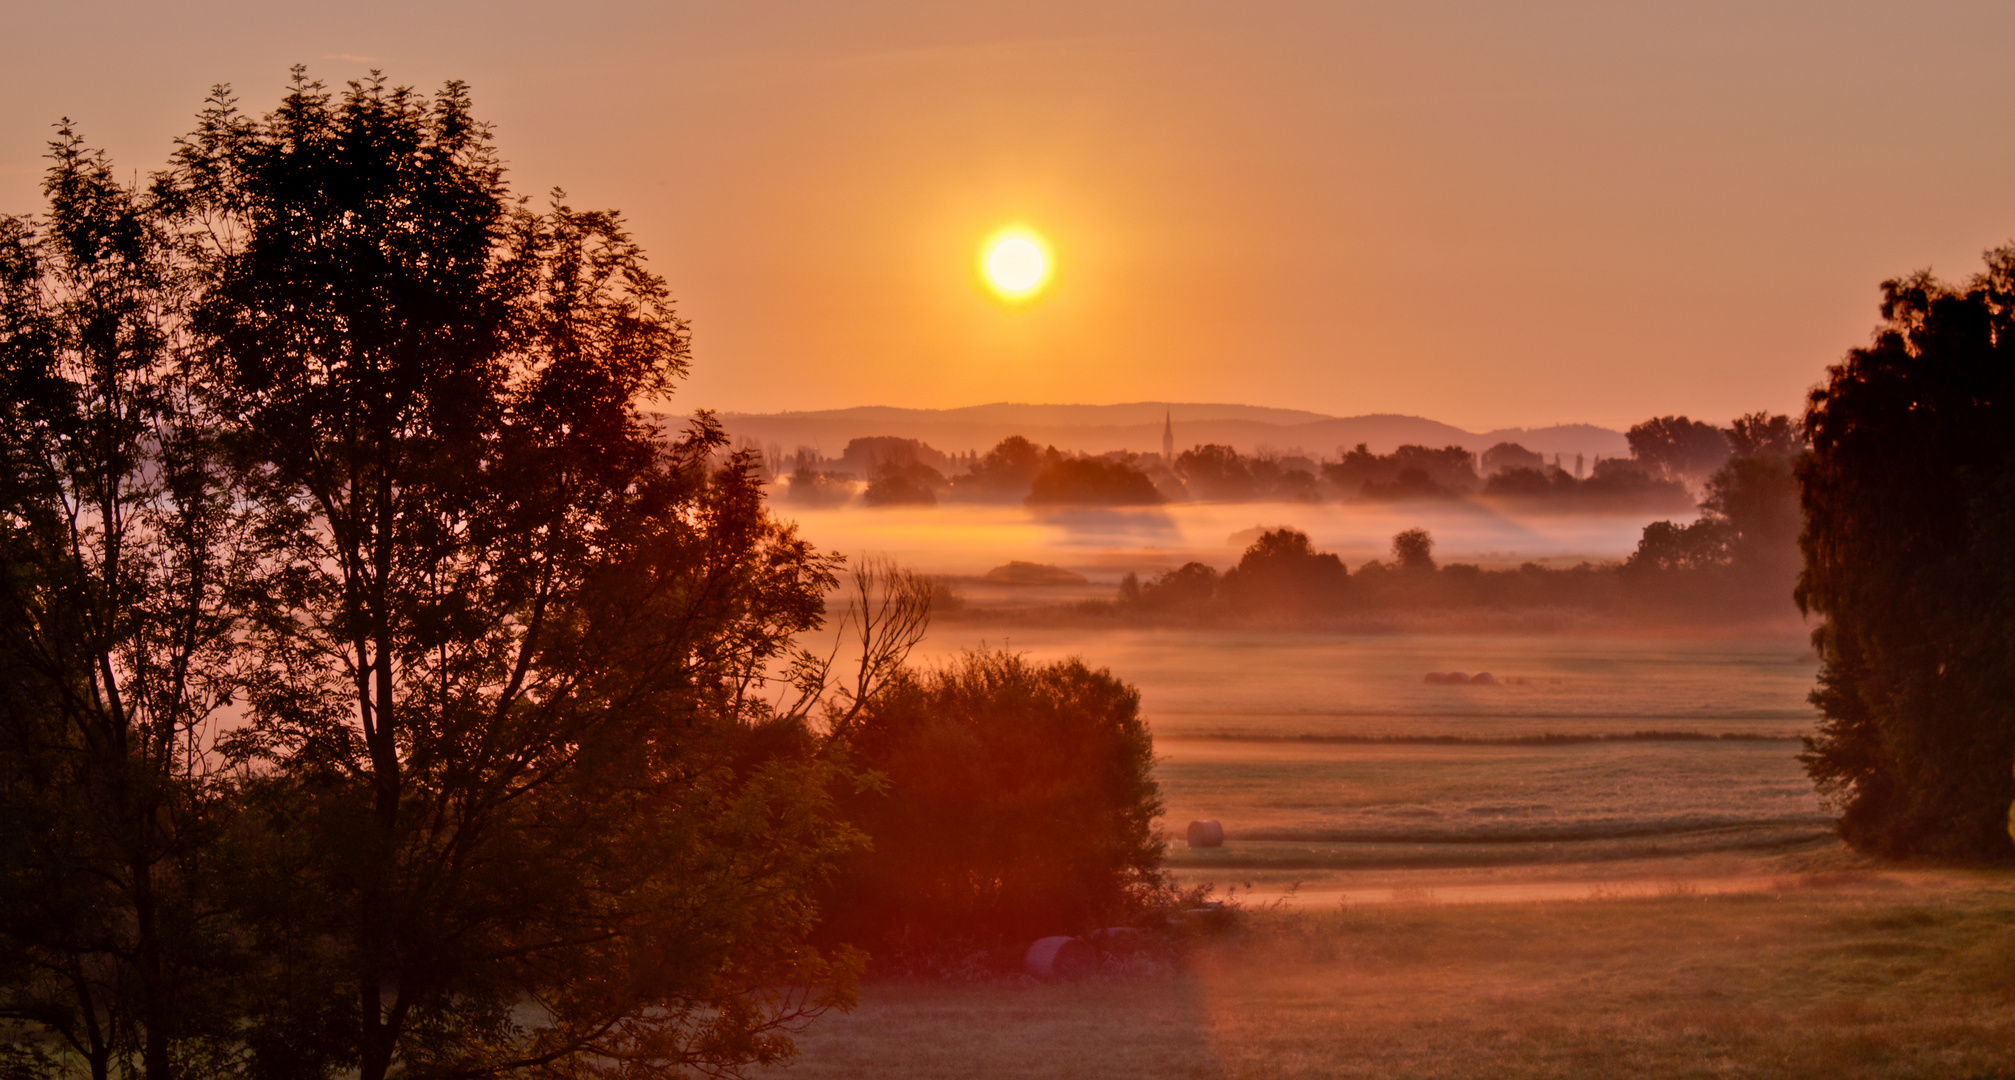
[981,230,1050,298]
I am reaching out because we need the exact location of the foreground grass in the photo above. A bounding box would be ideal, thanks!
[764,874,2015,1079]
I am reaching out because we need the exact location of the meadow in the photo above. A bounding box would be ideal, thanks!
[761,876,2015,1079]
[768,505,2015,1076]
[909,625,1830,897]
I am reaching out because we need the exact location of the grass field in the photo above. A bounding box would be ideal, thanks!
[761,620,1999,1077]
[763,869,2015,1079]
[913,627,1830,878]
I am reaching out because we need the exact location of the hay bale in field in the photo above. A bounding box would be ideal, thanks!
[1186,820,1224,848]
[1024,935,1095,980]
[1469,671,1495,685]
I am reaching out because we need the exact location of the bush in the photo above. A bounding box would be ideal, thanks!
[1220,528,1350,613]
[827,651,1166,961]
[1136,561,1221,610]
[1026,457,1165,506]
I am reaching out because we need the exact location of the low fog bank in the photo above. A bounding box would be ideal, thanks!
[791,499,1663,578]
[770,412,1800,631]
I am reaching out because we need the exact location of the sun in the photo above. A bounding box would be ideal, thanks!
[979,227,1051,301]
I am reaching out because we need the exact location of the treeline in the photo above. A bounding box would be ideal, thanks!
[1106,415,1803,621]
[777,416,1752,511]
[782,434,1166,508]
[0,77,1167,1079]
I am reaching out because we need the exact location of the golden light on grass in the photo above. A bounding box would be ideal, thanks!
[980,227,1051,301]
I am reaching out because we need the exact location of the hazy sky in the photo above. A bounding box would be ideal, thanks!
[5,1,2012,429]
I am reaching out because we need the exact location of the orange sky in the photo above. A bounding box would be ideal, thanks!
[4,1,2012,430]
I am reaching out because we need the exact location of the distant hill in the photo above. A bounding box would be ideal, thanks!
[702,403,1630,464]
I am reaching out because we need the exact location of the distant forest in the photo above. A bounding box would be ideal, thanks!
[767,413,1752,515]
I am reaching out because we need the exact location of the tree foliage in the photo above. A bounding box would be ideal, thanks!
[1797,249,2015,861]
[825,650,1165,963]
[1219,528,1351,613]
[1,72,900,1079]
[1025,457,1164,506]
[951,436,1058,501]
[1614,412,1802,623]
[0,125,243,1080]
[1322,443,1478,499]
[863,461,943,506]
[1624,416,1731,485]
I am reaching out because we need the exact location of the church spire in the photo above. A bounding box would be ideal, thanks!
[1162,409,1175,462]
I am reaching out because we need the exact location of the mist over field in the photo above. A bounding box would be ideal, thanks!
[779,499,1666,578]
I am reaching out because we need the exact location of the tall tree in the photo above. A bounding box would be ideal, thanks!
[1798,250,2015,860]
[0,126,240,1080]
[160,71,864,1078]
[1625,415,1731,486]
[1620,412,1803,607]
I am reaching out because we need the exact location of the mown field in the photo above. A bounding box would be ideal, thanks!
[763,871,2015,1079]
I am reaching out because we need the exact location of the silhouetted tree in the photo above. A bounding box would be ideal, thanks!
[1322,443,1384,494]
[1394,523,1442,568]
[1220,529,1349,612]
[785,465,856,507]
[1481,442,1546,474]
[951,435,1057,501]
[839,436,946,479]
[1621,518,1732,574]
[1620,413,1802,613]
[1135,561,1221,610]
[1577,458,1695,510]
[1116,571,1142,604]
[863,461,943,506]
[1727,411,1800,457]
[1358,467,1449,501]
[1174,443,1253,500]
[1797,251,2015,860]
[1391,528,1436,572]
[162,71,864,1078]
[826,651,1164,963]
[1626,416,1731,485]
[0,125,243,1080]
[1482,464,1575,498]
[1324,444,1476,498]
[1026,457,1164,506]
[1702,420,1802,579]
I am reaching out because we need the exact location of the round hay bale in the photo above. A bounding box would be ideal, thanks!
[1446,671,1471,684]
[1423,672,1447,684]
[1024,935,1095,980]
[1186,820,1224,848]
[1469,671,1495,685]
